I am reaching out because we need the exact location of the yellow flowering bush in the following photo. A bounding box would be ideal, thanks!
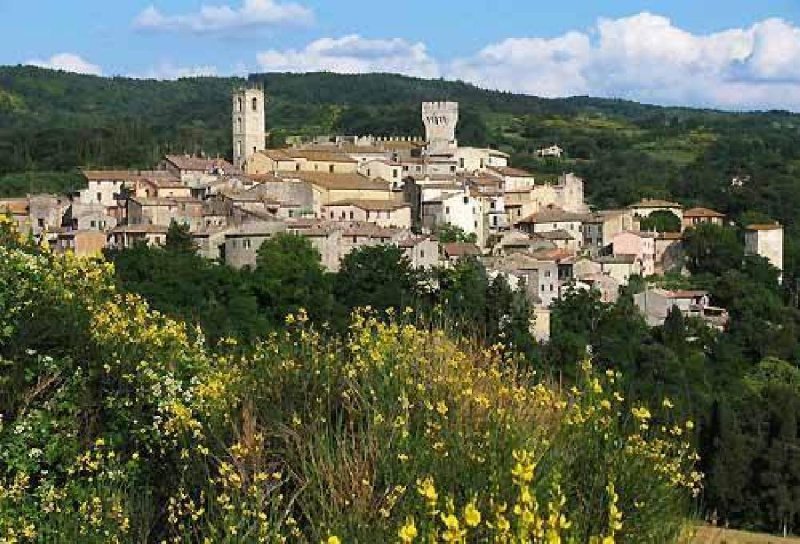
[0,221,699,542]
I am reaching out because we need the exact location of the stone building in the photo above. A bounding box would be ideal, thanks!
[745,223,784,281]
[422,101,459,156]
[224,220,287,269]
[232,86,267,170]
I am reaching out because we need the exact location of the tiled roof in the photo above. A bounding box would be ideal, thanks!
[165,155,235,172]
[326,199,409,211]
[517,206,584,224]
[111,224,169,234]
[488,166,533,178]
[628,198,682,209]
[287,150,358,163]
[684,207,725,218]
[746,223,783,231]
[290,172,391,191]
[537,229,574,241]
[0,198,30,215]
[259,149,294,161]
[443,242,481,257]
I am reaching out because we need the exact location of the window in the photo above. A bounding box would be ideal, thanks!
[459,158,465,169]
[490,201,495,209]
[330,212,334,219]
[237,117,242,132]
[445,206,450,214]
[480,159,485,169]
[38,218,45,228]
[252,97,258,111]
[314,164,319,171]
[420,250,425,258]
[550,285,554,292]
[544,270,551,278]
[237,97,243,112]
[403,165,409,172]
[463,197,469,204]
[492,216,498,226]
[296,163,300,171]
[253,146,257,155]
[97,192,102,203]
[243,239,251,250]
[329,164,335,174]
[393,170,398,178]
[90,220,96,228]
[236,140,242,158]
[367,169,371,177]
[352,236,358,244]
[349,211,354,220]
[450,166,456,173]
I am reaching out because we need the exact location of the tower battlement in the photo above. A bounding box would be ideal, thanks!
[422,101,459,155]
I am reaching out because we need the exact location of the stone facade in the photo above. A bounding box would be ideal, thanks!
[232,86,267,170]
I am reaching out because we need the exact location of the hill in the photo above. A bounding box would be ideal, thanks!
[2,66,800,278]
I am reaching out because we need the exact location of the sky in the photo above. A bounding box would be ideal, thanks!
[3,0,800,110]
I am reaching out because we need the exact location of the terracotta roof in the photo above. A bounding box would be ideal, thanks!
[0,198,30,215]
[130,196,201,206]
[657,232,683,240]
[381,140,423,151]
[398,235,434,248]
[488,166,534,178]
[82,170,138,181]
[111,224,168,234]
[139,177,185,189]
[290,172,391,191]
[259,149,294,161]
[304,143,391,155]
[517,206,584,224]
[537,229,574,241]
[287,150,358,163]
[165,155,235,172]
[596,255,637,265]
[326,199,409,211]
[684,207,725,218]
[443,242,481,258]
[628,198,683,209]
[616,230,658,238]
[530,247,575,261]
[746,223,783,231]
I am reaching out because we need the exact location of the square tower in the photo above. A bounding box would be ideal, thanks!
[745,223,784,282]
[232,86,267,170]
[422,101,458,156]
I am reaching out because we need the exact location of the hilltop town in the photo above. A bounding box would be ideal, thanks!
[0,85,785,341]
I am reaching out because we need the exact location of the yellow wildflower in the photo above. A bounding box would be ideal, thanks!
[464,502,481,527]
[398,517,418,542]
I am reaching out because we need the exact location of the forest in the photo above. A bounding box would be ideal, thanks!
[2,66,800,536]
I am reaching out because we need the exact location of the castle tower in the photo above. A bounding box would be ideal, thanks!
[422,101,458,156]
[232,85,266,170]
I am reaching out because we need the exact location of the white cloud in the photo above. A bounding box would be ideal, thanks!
[26,53,102,76]
[137,63,220,80]
[448,13,800,110]
[256,35,440,78]
[134,0,313,32]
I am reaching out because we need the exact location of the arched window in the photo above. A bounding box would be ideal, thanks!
[237,117,242,132]
[252,97,258,111]
[237,97,243,112]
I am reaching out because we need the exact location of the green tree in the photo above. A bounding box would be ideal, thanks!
[683,224,743,277]
[252,233,334,325]
[434,223,478,244]
[640,210,682,233]
[334,245,419,316]
[165,221,196,254]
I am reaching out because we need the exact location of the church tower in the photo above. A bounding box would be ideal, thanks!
[232,85,266,170]
[422,101,459,156]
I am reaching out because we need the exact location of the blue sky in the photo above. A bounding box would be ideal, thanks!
[4,0,800,110]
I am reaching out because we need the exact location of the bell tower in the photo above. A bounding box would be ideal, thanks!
[232,84,266,170]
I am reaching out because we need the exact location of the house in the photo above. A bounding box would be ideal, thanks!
[108,224,169,248]
[321,200,411,229]
[634,288,729,330]
[682,207,725,229]
[581,209,638,255]
[398,236,441,269]
[453,147,509,172]
[337,222,407,266]
[66,202,117,232]
[224,220,288,269]
[611,231,657,277]
[537,230,579,253]
[485,252,560,307]
[421,191,487,248]
[162,155,235,187]
[574,273,621,304]
[0,198,30,229]
[131,176,191,199]
[536,145,564,158]
[358,159,403,187]
[492,230,556,256]
[127,197,205,230]
[745,223,784,281]
[284,149,359,174]
[594,255,644,285]
[487,166,536,192]
[192,225,233,261]
[627,198,684,222]
[52,230,108,257]
[80,170,132,209]
[287,172,394,212]
[515,206,584,246]
[441,242,481,264]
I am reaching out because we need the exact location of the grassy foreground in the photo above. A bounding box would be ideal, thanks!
[0,218,700,542]
[693,526,800,544]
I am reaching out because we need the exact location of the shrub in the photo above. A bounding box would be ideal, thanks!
[0,220,700,542]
